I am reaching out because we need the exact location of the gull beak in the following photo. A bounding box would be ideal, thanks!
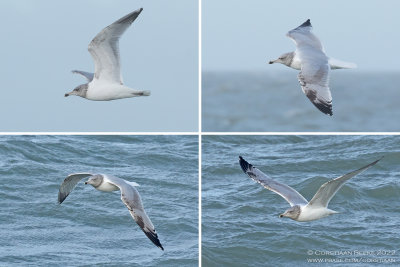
[269,60,275,64]
[65,90,75,97]
[84,181,88,184]
[279,214,284,218]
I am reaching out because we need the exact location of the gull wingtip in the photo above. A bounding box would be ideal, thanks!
[375,156,384,163]
[304,19,311,26]
[135,7,143,14]
[239,156,252,173]
[57,194,65,204]
[297,19,312,29]
[367,156,384,167]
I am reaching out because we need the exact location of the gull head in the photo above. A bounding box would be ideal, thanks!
[84,174,103,187]
[279,205,301,220]
[269,52,294,67]
[65,83,88,98]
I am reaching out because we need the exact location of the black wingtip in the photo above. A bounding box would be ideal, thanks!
[371,156,384,165]
[312,101,333,116]
[300,19,311,28]
[58,192,66,204]
[351,156,384,175]
[143,230,164,251]
[239,156,252,173]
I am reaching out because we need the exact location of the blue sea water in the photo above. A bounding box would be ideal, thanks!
[202,71,400,132]
[202,135,400,266]
[0,135,198,266]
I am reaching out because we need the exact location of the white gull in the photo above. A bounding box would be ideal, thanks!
[65,8,150,101]
[58,173,163,250]
[269,19,357,116]
[239,156,382,222]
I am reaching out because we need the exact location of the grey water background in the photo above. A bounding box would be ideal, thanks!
[202,71,400,132]
[202,135,400,266]
[0,135,198,266]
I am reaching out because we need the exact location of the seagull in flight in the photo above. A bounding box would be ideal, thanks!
[269,19,357,116]
[65,8,151,101]
[239,156,382,222]
[58,173,163,250]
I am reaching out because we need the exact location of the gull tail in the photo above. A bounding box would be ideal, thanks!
[328,209,339,215]
[126,181,140,187]
[328,58,357,70]
[134,90,151,96]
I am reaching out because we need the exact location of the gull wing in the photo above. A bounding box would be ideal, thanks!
[88,8,143,84]
[106,175,164,250]
[288,20,333,115]
[288,20,357,70]
[239,156,308,207]
[72,70,94,82]
[298,60,332,116]
[287,19,323,51]
[308,157,383,208]
[58,173,93,204]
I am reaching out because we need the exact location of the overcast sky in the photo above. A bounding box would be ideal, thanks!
[0,0,198,132]
[203,0,400,72]
[1,1,399,131]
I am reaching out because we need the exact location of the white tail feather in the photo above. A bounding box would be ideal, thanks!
[140,90,151,96]
[328,57,357,70]
[126,181,140,187]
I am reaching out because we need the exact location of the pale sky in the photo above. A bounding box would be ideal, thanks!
[0,0,198,131]
[1,0,399,131]
[203,0,400,72]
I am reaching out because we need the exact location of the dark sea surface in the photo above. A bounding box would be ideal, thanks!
[0,135,198,266]
[202,135,400,266]
[202,71,400,132]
